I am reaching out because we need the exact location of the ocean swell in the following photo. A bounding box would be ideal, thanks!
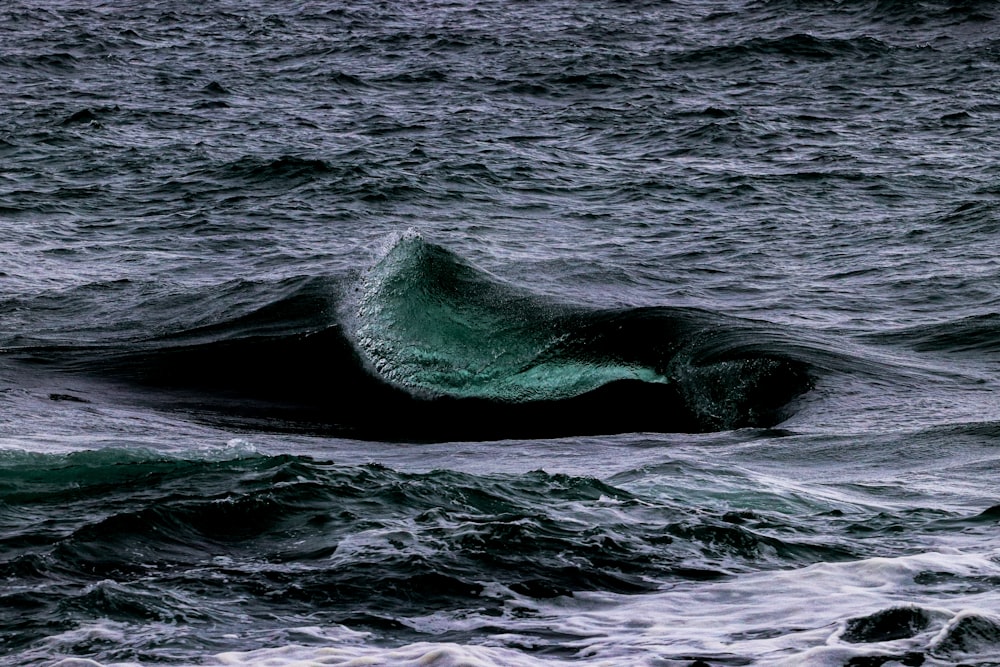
[351,233,813,434]
[2,236,815,439]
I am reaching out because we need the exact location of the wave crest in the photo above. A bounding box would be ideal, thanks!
[353,233,812,431]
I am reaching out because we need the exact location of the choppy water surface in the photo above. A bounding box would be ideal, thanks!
[2,0,1000,665]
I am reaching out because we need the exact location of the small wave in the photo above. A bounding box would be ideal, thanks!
[930,611,1000,661]
[220,155,333,182]
[0,52,78,72]
[862,313,1000,355]
[376,68,449,84]
[60,109,100,126]
[753,0,995,25]
[677,33,892,66]
[549,70,630,90]
[842,606,937,643]
[200,80,230,95]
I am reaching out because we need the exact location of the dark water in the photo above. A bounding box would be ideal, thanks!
[3,1,1000,665]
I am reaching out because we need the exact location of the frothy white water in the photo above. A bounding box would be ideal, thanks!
[199,550,1000,667]
[217,643,577,667]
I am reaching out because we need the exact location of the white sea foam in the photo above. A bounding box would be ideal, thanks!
[214,643,581,667]
[201,549,1000,667]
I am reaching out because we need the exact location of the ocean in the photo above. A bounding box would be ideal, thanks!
[2,0,1000,665]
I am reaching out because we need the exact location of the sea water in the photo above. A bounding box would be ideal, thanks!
[2,1,1000,665]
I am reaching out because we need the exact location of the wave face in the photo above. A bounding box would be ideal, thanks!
[352,235,813,434]
[4,236,813,440]
[355,233,672,402]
